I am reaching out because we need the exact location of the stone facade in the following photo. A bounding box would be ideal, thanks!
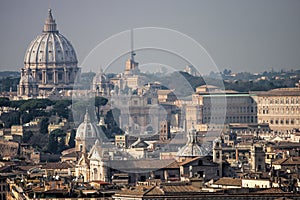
[254,88,300,131]
[185,86,257,130]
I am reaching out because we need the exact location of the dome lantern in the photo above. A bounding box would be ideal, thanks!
[43,9,58,33]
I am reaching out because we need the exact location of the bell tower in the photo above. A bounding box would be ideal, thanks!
[213,138,223,177]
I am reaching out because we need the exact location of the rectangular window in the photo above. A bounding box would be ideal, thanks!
[58,73,63,80]
[48,74,53,80]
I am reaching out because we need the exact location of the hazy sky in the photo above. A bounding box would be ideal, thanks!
[1,0,300,73]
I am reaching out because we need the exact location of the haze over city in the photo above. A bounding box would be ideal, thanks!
[0,1,300,199]
[1,0,300,73]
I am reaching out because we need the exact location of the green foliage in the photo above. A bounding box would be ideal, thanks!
[94,96,108,107]
[72,97,108,123]
[52,99,72,119]
[19,99,53,112]
[104,108,124,138]
[0,77,19,92]
[40,117,49,134]
[22,131,33,143]
[47,132,58,154]
[10,99,53,124]
[68,129,76,148]
[10,100,26,108]
[0,97,10,107]
[0,111,20,127]
[21,112,33,124]
[94,96,108,119]
[47,129,67,154]
[223,69,232,75]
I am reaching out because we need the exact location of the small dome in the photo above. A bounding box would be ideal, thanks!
[24,9,77,65]
[75,110,101,140]
[177,124,208,157]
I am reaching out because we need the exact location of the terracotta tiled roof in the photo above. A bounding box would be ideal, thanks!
[108,159,176,171]
[117,186,154,196]
[61,151,82,158]
[90,180,110,185]
[282,157,300,165]
[117,185,201,196]
[0,165,11,173]
[162,185,200,193]
[61,148,76,155]
[273,157,300,165]
[272,158,288,165]
[163,161,180,169]
[179,156,216,166]
[146,186,164,195]
[179,157,200,166]
[214,177,242,186]
[42,162,74,170]
[16,165,39,171]
[255,188,287,194]
[277,142,300,148]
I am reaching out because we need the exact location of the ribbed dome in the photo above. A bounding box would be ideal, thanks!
[24,9,77,65]
[177,125,209,157]
[75,110,101,140]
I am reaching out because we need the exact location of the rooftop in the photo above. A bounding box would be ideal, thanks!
[214,177,242,187]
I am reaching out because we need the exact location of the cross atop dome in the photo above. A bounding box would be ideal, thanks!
[43,8,58,33]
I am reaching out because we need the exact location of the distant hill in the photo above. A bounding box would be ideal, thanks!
[0,71,20,92]
[0,71,20,79]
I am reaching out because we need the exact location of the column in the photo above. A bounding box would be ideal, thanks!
[42,70,47,84]
[64,67,69,84]
[53,70,58,84]
[32,69,36,79]
[164,170,168,181]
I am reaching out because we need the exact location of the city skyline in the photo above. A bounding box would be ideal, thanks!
[1,0,300,73]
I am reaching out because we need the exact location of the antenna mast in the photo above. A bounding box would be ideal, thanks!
[130,29,136,61]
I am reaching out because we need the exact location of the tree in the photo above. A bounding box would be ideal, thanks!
[10,100,26,109]
[68,129,76,148]
[19,99,53,112]
[0,97,10,107]
[0,77,19,92]
[94,96,108,119]
[40,117,49,134]
[52,100,72,119]
[72,100,88,122]
[22,131,33,143]
[104,108,124,138]
[0,111,20,127]
[47,129,67,154]
[47,132,58,154]
[223,69,232,75]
